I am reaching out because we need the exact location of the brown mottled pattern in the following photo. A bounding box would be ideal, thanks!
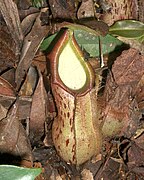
[101,0,138,26]
[74,91,102,165]
[138,0,144,22]
[51,84,76,163]
[52,83,102,165]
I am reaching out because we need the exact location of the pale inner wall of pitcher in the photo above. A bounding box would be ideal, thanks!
[58,43,86,90]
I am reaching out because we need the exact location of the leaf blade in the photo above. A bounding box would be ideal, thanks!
[109,20,144,38]
[74,30,123,57]
[0,165,42,180]
[41,30,123,57]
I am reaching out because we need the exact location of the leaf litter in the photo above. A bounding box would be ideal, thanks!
[0,0,144,179]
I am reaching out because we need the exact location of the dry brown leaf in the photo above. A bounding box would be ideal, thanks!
[21,13,39,36]
[102,49,144,137]
[19,66,38,97]
[0,102,32,162]
[99,0,138,26]
[112,49,144,86]
[17,66,38,121]
[1,68,16,88]
[32,51,47,73]
[49,0,76,19]
[17,96,32,121]
[133,132,144,152]
[15,10,48,90]
[135,74,144,112]
[127,140,144,176]
[138,0,144,22]
[0,0,23,56]
[0,76,16,120]
[29,72,48,145]
[50,169,62,180]
[0,76,16,97]
[17,0,32,10]
[0,103,19,154]
[0,104,7,121]
[0,26,17,73]
[14,122,33,162]
[77,0,94,19]
[81,169,94,180]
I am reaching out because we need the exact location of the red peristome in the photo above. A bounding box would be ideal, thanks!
[47,29,95,97]
[48,29,69,87]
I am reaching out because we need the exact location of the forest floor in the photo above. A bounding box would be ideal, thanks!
[0,0,144,179]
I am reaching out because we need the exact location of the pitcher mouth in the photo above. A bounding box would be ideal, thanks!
[48,28,95,97]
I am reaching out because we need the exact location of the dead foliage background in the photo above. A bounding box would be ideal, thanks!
[0,0,144,179]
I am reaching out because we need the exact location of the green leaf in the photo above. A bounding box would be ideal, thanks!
[109,20,144,38]
[40,33,57,51]
[74,30,123,57]
[41,30,123,57]
[61,22,104,37]
[0,165,42,180]
[40,21,108,52]
[32,0,45,8]
[138,34,144,44]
